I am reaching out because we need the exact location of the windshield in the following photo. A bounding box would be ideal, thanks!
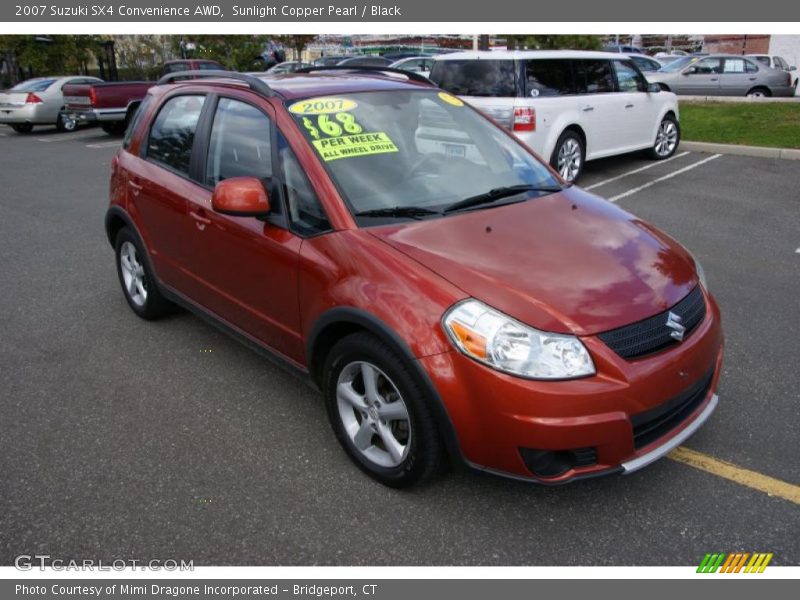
[10,78,56,92]
[658,57,696,72]
[287,90,560,223]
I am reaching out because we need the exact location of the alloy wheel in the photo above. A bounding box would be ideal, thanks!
[655,120,678,157]
[557,138,582,182]
[119,241,148,307]
[336,361,411,468]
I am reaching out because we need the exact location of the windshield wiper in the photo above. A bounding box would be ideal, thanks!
[354,206,442,220]
[442,184,563,214]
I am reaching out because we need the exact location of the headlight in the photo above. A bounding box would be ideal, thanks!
[442,299,595,380]
[691,253,708,291]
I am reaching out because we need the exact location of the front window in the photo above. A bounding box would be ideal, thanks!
[286,90,560,224]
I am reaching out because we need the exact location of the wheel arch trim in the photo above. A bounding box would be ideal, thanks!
[306,306,465,465]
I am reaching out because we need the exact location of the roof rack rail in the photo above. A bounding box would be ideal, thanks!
[156,70,276,97]
[294,65,434,86]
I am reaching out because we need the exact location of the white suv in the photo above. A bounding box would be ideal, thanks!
[430,50,680,182]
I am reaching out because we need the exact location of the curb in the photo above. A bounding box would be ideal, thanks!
[680,141,800,160]
[679,95,799,103]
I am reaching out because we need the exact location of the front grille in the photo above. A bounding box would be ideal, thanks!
[598,286,706,360]
[631,367,714,449]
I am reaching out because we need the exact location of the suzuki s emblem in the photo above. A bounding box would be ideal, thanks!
[666,311,686,341]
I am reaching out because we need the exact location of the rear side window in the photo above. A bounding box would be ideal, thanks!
[205,98,274,192]
[197,61,223,70]
[430,60,518,97]
[146,94,206,175]
[723,58,758,74]
[162,62,189,74]
[525,59,575,96]
[123,94,153,150]
[753,56,771,67]
[613,60,647,92]
[575,60,615,94]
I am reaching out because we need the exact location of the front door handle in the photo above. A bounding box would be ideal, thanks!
[625,102,635,108]
[710,77,718,81]
[128,180,143,196]
[190,211,211,230]
[582,105,594,112]
[748,77,757,81]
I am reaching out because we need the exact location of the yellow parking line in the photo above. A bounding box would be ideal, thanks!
[669,447,800,505]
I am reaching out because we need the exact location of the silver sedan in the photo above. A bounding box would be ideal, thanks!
[0,75,103,133]
[646,55,795,97]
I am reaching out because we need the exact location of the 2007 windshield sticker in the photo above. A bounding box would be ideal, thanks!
[289,97,357,115]
[312,132,398,162]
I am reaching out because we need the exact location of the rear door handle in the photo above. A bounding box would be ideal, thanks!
[748,77,757,80]
[190,211,211,230]
[710,77,718,81]
[625,103,635,108]
[582,105,594,112]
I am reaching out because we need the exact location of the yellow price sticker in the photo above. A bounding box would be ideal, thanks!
[312,132,399,162]
[438,92,464,107]
[289,97,358,115]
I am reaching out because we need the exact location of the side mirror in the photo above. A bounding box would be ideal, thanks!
[682,67,694,75]
[788,65,797,71]
[647,82,662,93]
[211,177,270,217]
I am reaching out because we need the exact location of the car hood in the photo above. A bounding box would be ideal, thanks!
[367,187,698,336]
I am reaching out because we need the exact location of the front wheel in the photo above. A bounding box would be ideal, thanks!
[550,130,585,183]
[322,332,446,488]
[648,115,681,160]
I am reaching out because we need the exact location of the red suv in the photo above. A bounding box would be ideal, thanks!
[106,68,723,487]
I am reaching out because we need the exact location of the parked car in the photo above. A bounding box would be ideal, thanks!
[63,59,226,135]
[430,51,681,182]
[266,61,314,75]
[623,53,663,72]
[389,56,435,74]
[336,56,393,68]
[746,54,798,89]
[604,44,645,54]
[106,69,722,488]
[647,55,795,97]
[312,55,350,66]
[0,75,103,133]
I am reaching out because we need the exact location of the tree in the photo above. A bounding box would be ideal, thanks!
[275,35,319,61]
[504,35,603,51]
[171,35,270,71]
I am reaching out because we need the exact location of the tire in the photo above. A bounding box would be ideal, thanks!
[647,114,681,160]
[746,87,771,98]
[322,332,446,488]
[11,123,33,134]
[550,130,585,183]
[56,112,77,132]
[114,227,174,320]
[101,122,126,136]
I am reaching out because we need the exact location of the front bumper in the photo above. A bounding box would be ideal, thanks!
[420,288,724,484]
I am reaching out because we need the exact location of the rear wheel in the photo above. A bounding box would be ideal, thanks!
[746,87,771,98]
[101,121,127,136]
[648,114,681,160]
[114,228,174,320]
[550,130,585,183]
[11,123,33,134]
[322,332,446,488]
[56,112,77,132]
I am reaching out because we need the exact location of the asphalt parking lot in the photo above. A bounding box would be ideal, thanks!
[1,124,798,566]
